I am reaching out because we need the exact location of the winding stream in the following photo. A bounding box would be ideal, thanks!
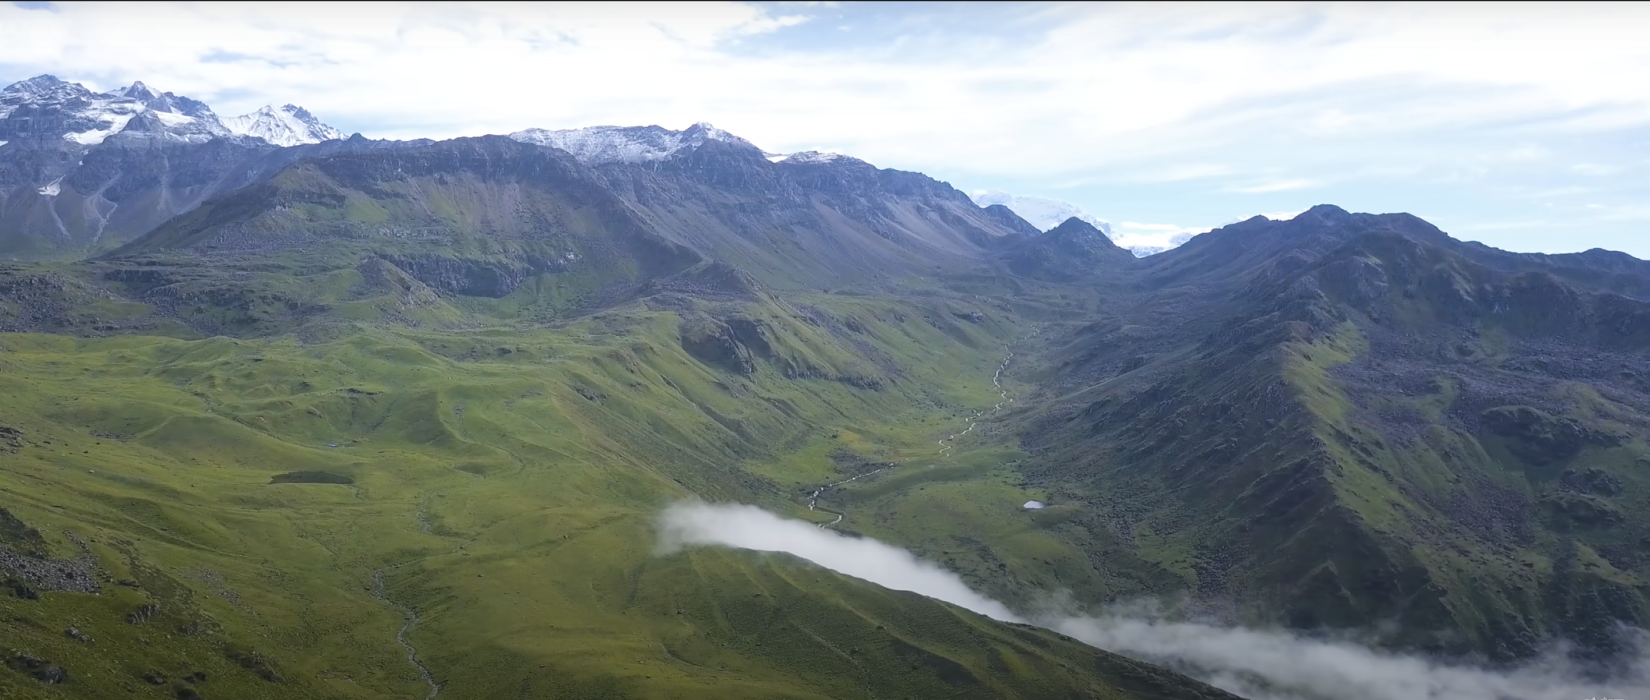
[374,569,441,700]
[807,327,1038,529]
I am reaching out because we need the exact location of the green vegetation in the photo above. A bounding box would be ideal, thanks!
[0,253,1227,699]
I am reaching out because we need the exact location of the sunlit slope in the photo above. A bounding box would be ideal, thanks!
[0,298,1232,699]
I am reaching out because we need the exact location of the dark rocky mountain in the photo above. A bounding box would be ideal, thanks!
[1000,216,1137,282]
[1018,204,1650,661]
[586,142,1020,288]
[979,203,1043,237]
[110,135,1028,293]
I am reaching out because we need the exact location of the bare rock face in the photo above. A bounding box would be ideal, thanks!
[0,509,100,595]
[8,653,68,685]
[126,603,160,624]
[680,317,759,375]
[1480,405,1584,465]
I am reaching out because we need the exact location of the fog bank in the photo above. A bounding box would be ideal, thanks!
[657,501,1648,700]
[657,501,1019,622]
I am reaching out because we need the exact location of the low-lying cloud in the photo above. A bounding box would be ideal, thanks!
[657,501,1648,700]
[658,501,1019,622]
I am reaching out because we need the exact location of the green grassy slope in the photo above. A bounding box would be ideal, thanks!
[0,277,1233,699]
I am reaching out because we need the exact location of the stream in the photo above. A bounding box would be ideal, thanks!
[374,569,441,700]
[807,327,1038,529]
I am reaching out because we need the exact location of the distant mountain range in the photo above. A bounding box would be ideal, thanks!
[0,74,1173,261]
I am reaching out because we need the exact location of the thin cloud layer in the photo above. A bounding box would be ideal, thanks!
[658,501,1649,700]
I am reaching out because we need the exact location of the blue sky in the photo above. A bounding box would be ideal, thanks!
[4,1,1648,256]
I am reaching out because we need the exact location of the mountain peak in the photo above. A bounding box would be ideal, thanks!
[2,74,92,103]
[7,74,70,90]
[1047,216,1119,244]
[112,81,218,120]
[969,190,1113,233]
[121,80,157,98]
[1298,203,1353,224]
[222,104,344,146]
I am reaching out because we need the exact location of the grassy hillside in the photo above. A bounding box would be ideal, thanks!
[0,264,1231,699]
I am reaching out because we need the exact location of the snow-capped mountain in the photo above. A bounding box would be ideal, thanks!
[509,122,762,164]
[970,190,1112,235]
[0,75,228,146]
[118,81,218,121]
[222,104,346,147]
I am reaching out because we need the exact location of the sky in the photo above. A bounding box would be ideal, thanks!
[3,1,1648,256]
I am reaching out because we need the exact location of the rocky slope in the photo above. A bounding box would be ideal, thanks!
[111,133,1030,293]
[1018,205,1650,661]
[0,76,350,258]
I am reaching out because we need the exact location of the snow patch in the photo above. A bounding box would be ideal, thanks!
[1022,501,1046,510]
[152,110,197,127]
[779,150,849,164]
[510,122,760,164]
[38,177,62,196]
[64,111,137,145]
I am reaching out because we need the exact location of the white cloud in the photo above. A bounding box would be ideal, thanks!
[5,3,1648,164]
[657,501,1020,622]
[657,502,1650,700]
[1225,179,1322,194]
[1107,221,1203,253]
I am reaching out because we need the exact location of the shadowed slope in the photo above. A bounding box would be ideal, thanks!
[1017,206,1650,660]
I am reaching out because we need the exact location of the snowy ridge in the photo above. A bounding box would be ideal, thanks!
[0,75,231,146]
[776,150,854,165]
[509,122,761,164]
[222,104,345,147]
